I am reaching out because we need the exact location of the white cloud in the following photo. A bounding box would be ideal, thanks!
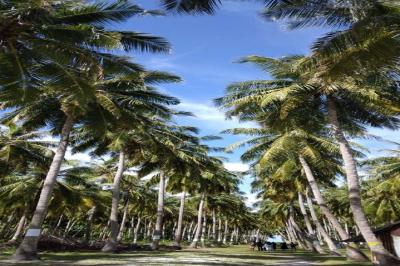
[224,162,249,172]
[178,100,257,131]
[244,192,259,209]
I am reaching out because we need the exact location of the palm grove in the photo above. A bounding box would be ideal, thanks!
[0,1,400,266]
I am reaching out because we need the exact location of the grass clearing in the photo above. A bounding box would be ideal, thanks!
[0,245,373,265]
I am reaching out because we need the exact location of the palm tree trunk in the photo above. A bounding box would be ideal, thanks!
[327,97,398,264]
[299,154,368,261]
[187,221,193,241]
[151,172,166,250]
[223,219,228,244]
[288,206,315,251]
[117,200,129,242]
[173,191,186,247]
[217,215,222,243]
[13,115,74,261]
[212,208,216,241]
[190,193,205,248]
[305,192,339,255]
[201,209,207,247]
[133,217,141,244]
[84,206,96,245]
[9,212,27,243]
[298,193,324,254]
[102,151,126,252]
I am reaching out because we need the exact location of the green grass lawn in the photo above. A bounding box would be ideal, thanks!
[0,245,372,265]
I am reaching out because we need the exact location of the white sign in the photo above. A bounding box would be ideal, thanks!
[153,235,160,240]
[26,229,41,237]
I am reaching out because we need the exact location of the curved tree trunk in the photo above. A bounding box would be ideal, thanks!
[151,172,166,250]
[102,151,126,252]
[13,115,74,261]
[288,206,314,251]
[298,193,324,254]
[305,192,339,255]
[117,199,129,242]
[9,212,27,243]
[327,98,399,265]
[190,193,205,248]
[173,191,186,247]
[299,154,368,261]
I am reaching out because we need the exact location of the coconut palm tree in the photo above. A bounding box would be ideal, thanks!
[216,54,400,263]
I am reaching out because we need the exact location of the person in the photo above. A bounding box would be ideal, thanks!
[281,242,288,250]
[256,239,263,251]
[250,240,256,251]
[271,242,277,250]
[290,242,296,250]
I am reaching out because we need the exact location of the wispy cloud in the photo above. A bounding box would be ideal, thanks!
[177,100,257,131]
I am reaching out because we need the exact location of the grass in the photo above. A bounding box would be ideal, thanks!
[0,245,373,265]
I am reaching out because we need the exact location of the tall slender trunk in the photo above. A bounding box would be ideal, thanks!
[173,191,186,247]
[201,209,207,247]
[9,212,27,243]
[299,154,368,261]
[102,151,126,252]
[181,224,187,241]
[288,206,314,251]
[187,221,193,241]
[84,206,96,245]
[327,97,398,265]
[223,219,228,244]
[217,215,222,243]
[117,200,129,242]
[305,192,338,255]
[133,217,141,244]
[52,214,63,236]
[13,115,74,261]
[151,172,166,250]
[190,193,205,248]
[212,208,216,241]
[298,193,324,254]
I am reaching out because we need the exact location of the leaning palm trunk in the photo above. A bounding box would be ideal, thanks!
[9,212,27,243]
[299,154,368,261]
[288,206,315,251]
[327,98,399,265]
[13,115,74,261]
[190,193,205,248]
[298,193,324,254]
[133,217,141,244]
[173,191,186,247]
[151,172,166,250]
[117,200,129,242]
[305,192,339,255]
[102,151,126,252]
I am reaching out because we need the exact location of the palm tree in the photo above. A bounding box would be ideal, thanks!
[161,0,222,14]
[216,54,400,263]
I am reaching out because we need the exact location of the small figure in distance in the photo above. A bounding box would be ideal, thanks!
[272,242,277,250]
[290,242,296,250]
[250,239,256,251]
[281,242,288,250]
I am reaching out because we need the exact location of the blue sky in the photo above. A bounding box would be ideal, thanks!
[111,1,399,205]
